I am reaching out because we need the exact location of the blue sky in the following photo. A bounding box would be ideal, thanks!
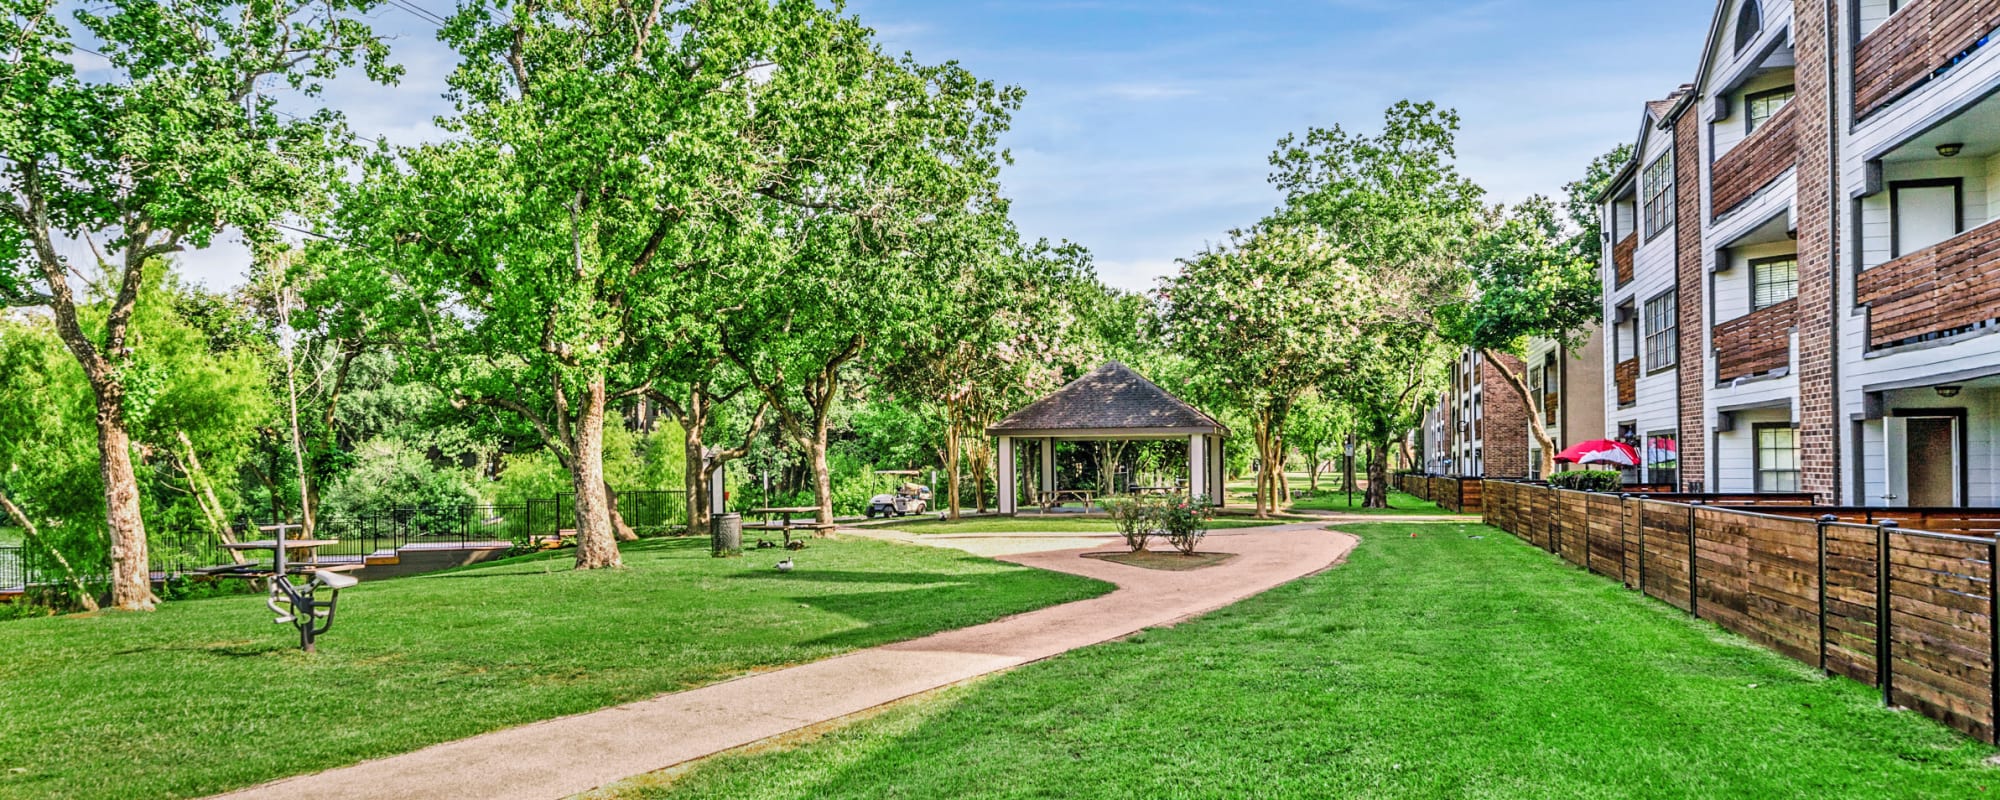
[158,0,1715,292]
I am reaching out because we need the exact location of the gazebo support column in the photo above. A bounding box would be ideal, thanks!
[1039,438,1056,506]
[1188,434,1207,506]
[1208,434,1226,507]
[997,436,1016,515]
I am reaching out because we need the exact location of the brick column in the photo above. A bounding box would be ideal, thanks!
[1673,109,1707,492]
[1794,0,1841,503]
[1480,353,1531,479]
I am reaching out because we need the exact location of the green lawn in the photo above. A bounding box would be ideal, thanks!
[1288,487,1463,514]
[883,517,1282,535]
[611,521,2000,799]
[0,537,1110,800]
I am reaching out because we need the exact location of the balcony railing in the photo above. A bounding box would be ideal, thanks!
[1856,218,2000,348]
[1615,358,1638,407]
[1710,102,1798,219]
[1855,0,2000,119]
[1713,298,1796,383]
[1613,233,1636,287]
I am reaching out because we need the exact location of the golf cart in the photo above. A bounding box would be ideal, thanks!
[867,470,932,518]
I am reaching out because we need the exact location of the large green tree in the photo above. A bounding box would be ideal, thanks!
[878,235,1094,519]
[1439,198,1599,479]
[1270,101,1484,507]
[0,0,396,608]
[1563,143,1635,271]
[718,36,1021,526]
[1162,224,1369,517]
[342,0,874,567]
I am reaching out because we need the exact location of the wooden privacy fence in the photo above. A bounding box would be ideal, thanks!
[1395,474,1485,513]
[1483,479,2000,742]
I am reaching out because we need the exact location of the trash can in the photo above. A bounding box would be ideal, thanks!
[711,513,742,558]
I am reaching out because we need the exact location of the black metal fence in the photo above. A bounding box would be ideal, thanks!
[0,545,23,592]
[1,488,691,597]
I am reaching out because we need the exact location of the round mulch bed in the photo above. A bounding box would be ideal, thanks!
[1083,550,1237,571]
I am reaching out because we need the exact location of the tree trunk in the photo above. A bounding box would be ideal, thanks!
[604,482,639,541]
[0,491,99,612]
[1276,439,1291,511]
[810,413,834,525]
[1250,423,1271,519]
[683,400,709,535]
[1307,443,1321,493]
[1480,349,1559,479]
[971,443,989,513]
[571,376,622,569]
[945,415,963,521]
[1365,439,1391,509]
[92,391,156,610]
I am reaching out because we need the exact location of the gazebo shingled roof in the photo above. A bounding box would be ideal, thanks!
[987,361,1228,437]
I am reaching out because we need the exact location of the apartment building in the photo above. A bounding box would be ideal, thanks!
[1419,337,1605,479]
[1598,0,2000,506]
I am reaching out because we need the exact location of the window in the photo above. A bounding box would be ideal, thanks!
[1541,352,1560,425]
[1745,86,1794,134]
[1891,179,1963,258]
[1615,303,1639,362]
[1647,432,1680,488]
[1643,152,1675,240]
[1754,424,1801,492]
[1751,255,1798,309]
[1735,0,1763,53]
[1644,291,1678,371]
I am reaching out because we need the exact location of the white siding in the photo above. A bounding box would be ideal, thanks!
[1715,407,1793,493]
[1715,240,1799,322]
[1858,158,1992,270]
[1714,68,1799,160]
[1855,387,2000,507]
[1857,0,1894,39]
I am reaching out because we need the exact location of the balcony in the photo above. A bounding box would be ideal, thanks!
[1713,298,1796,383]
[1615,358,1638,407]
[1711,103,1797,220]
[1613,233,1636,287]
[1855,0,2000,119]
[1857,218,2000,348]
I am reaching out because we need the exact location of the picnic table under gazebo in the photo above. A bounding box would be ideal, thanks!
[987,361,1229,515]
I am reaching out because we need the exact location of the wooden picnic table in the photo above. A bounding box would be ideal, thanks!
[745,506,836,546]
[1037,489,1097,511]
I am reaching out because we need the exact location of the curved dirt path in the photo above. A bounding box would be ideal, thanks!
[212,522,1357,800]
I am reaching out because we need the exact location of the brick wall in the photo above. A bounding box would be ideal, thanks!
[1480,352,1532,478]
[1795,0,1841,503]
[1674,108,1707,492]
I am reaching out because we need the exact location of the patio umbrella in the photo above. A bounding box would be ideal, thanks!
[1554,439,1640,467]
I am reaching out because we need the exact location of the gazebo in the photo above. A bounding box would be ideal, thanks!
[987,362,1229,515]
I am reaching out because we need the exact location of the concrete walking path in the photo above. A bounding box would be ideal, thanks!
[212,522,1357,800]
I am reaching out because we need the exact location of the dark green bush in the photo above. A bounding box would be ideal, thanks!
[1548,470,1623,493]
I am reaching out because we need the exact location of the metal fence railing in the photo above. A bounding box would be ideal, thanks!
[0,545,23,592]
[2,488,693,598]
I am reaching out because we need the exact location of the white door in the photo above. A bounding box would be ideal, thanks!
[1893,183,1960,257]
[1885,417,1909,507]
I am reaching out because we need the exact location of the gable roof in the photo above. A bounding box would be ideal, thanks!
[987,362,1228,437]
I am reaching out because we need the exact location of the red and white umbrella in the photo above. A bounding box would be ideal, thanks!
[1554,439,1640,467]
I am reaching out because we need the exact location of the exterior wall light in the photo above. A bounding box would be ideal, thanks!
[1937,142,1965,158]
[1936,385,1964,398]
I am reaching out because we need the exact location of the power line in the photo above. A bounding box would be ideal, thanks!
[384,0,450,28]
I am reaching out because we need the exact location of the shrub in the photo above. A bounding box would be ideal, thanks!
[1159,495,1214,556]
[320,439,482,524]
[1548,470,1623,493]
[1102,495,1161,552]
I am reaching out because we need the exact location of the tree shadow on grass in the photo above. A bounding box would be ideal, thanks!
[727,570,981,587]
